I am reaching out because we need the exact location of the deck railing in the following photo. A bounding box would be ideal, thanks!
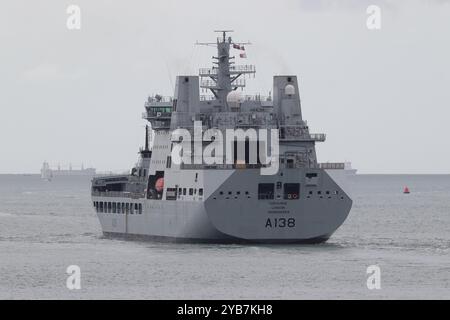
[91,191,145,199]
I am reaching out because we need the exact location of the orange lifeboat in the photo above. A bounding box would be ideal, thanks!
[403,186,410,194]
[155,178,164,192]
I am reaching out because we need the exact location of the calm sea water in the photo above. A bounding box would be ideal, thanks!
[0,174,449,299]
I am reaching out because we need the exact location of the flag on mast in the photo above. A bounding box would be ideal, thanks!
[233,43,246,50]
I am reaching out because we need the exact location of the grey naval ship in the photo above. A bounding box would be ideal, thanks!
[91,31,352,243]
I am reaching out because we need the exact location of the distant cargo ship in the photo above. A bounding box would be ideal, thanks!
[41,162,96,180]
[319,162,357,175]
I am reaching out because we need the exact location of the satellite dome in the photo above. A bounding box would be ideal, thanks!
[227,91,244,109]
[226,90,244,103]
[285,84,295,96]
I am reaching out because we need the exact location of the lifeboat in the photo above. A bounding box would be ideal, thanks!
[155,178,164,192]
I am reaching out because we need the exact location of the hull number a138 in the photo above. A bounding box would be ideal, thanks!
[265,218,295,228]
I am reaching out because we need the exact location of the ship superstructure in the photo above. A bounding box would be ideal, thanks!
[91,31,352,243]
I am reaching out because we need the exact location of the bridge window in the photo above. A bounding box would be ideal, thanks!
[189,188,194,195]
[258,183,274,200]
[199,188,203,196]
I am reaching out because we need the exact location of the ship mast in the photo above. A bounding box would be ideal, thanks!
[197,30,255,110]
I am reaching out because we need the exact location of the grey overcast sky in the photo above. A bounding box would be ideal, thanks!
[1,0,449,174]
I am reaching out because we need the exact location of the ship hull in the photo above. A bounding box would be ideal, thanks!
[101,232,331,244]
[92,169,352,244]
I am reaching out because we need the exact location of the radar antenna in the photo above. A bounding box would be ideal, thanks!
[196,30,255,110]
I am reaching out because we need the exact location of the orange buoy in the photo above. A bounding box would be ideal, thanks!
[403,186,410,194]
[155,178,164,192]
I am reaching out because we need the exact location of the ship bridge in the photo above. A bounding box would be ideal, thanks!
[141,31,326,171]
[142,95,173,129]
